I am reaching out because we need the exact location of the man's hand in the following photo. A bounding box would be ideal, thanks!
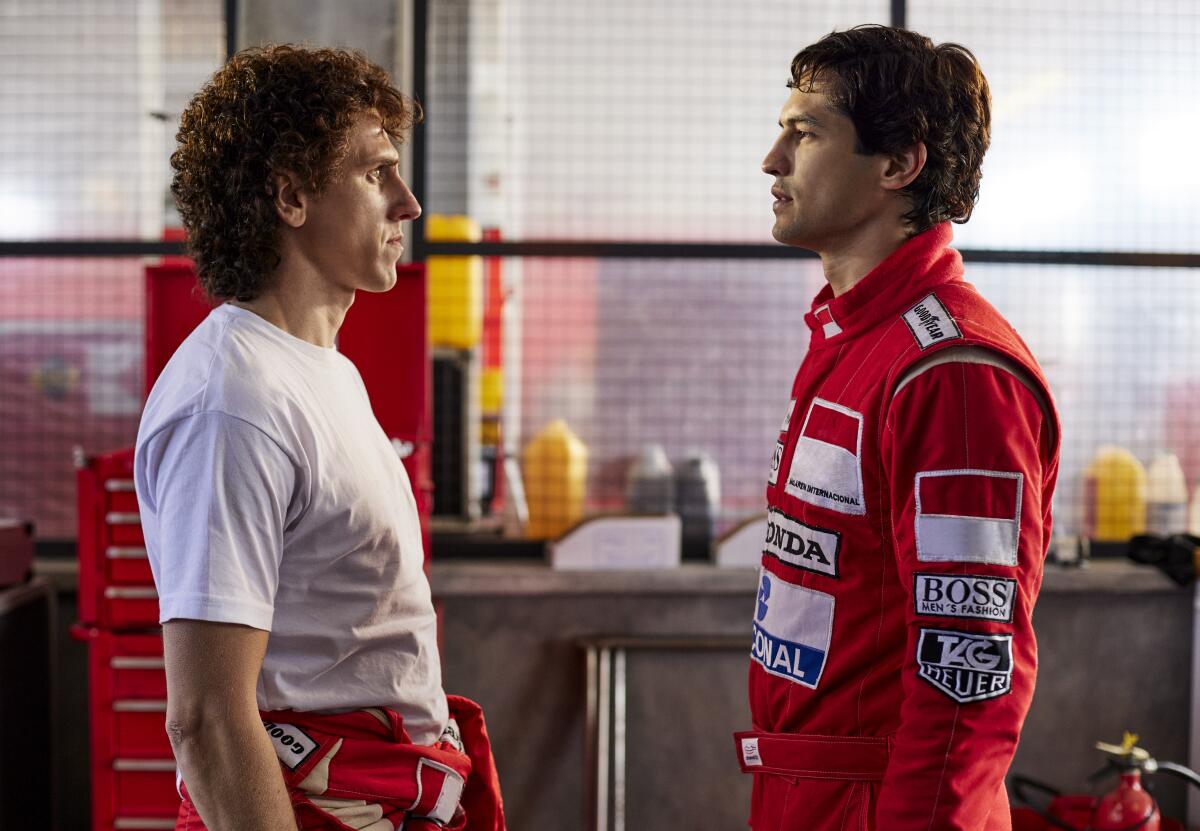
[163,620,299,831]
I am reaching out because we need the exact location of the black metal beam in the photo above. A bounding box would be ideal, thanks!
[1,239,1198,270]
[0,241,185,257]
[410,0,429,263]
[418,240,1200,269]
[891,0,906,29]
[224,0,238,59]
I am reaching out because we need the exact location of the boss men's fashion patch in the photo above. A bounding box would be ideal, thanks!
[916,628,1013,704]
[903,293,962,350]
[751,569,834,689]
[913,573,1016,622]
[915,469,1023,566]
[763,508,841,578]
[785,398,866,516]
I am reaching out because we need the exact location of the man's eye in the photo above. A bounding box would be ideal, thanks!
[795,130,810,140]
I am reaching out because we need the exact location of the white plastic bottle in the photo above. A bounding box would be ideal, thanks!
[1146,452,1188,536]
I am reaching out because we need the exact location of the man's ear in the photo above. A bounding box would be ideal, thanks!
[880,141,927,192]
[267,171,308,228]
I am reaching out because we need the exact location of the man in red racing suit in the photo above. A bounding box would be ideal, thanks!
[737,26,1060,831]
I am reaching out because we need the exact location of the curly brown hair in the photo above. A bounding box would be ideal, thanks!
[170,44,420,301]
[789,25,991,234]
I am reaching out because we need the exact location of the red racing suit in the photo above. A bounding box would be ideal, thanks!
[736,224,1060,830]
[176,695,506,831]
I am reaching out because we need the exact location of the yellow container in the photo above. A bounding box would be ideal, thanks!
[480,367,504,447]
[522,419,587,540]
[426,214,482,349]
[1083,446,1147,541]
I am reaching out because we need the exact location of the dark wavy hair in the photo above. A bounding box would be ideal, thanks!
[789,25,991,234]
[170,45,420,301]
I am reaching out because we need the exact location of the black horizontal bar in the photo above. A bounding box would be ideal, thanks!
[423,240,1200,269]
[0,240,185,257]
[0,239,1198,270]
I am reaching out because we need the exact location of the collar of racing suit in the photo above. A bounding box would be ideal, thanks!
[802,221,964,349]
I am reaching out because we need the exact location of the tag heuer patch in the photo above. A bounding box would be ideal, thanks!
[903,293,962,350]
[914,573,1016,622]
[763,508,840,578]
[916,628,1013,703]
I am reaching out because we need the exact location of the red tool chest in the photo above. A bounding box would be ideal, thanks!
[76,261,431,829]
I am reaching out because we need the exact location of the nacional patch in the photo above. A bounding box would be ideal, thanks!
[913,573,1016,622]
[785,398,866,516]
[780,399,797,434]
[915,470,1023,566]
[750,570,834,689]
[903,293,962,350]
[262,719,321,771]
[763,508,840,578]
[916,628,1013,704]
[768,440,784,486]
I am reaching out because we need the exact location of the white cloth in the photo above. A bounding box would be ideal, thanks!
[134,303,447,744]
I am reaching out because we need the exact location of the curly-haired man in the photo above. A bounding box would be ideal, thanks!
[735,26,1059,830]
[134,45,505,831]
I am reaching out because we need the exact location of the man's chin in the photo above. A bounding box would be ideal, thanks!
[771,222,811,249]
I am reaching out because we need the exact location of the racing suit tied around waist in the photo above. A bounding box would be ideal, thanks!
[176,694,506,831]
[734,731,892,782]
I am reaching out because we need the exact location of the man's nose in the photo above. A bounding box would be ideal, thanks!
[390,178,422,222]
[762,136,789,177]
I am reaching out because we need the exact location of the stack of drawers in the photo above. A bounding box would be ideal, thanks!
[76,447,179,830]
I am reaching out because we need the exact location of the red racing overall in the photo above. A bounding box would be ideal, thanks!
[176,695,506,831]
[736,224,1060,830]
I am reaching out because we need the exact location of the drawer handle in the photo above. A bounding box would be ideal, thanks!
[114,699,167,712]
[105,479,136,493]
[106,546,149,560]
[111,657,165,670]
[114,758,176,772]
[114,820,177,830]
[105,587,158,599]
[106,512,142,525]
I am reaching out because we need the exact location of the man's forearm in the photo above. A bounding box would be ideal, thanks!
[168,708,299,831]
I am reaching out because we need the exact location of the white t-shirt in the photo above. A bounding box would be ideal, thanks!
[134,303,447,744]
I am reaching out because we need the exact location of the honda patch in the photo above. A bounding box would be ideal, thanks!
[914,573,1016,622]
[916,628,1013,704]
[785,398,866,515]
[751,570,834,689]
[916,469,1023,566]
[763,508,840,578]
[903,293,962,350]
[769,440,784,486]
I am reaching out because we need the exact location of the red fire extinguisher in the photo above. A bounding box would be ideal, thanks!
[1011,733,1200,831]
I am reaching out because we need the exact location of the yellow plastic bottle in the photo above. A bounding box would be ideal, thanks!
[426,214,482,349]
[1083,446,1147,541]
[522,419,588,540]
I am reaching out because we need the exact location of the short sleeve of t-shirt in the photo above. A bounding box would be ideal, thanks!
[137,410,298,631]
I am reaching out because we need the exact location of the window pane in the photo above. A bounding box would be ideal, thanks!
[0,258,144,538]
[910,1,1200,252]
[0,0,224,240]
[426,0,890,241]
